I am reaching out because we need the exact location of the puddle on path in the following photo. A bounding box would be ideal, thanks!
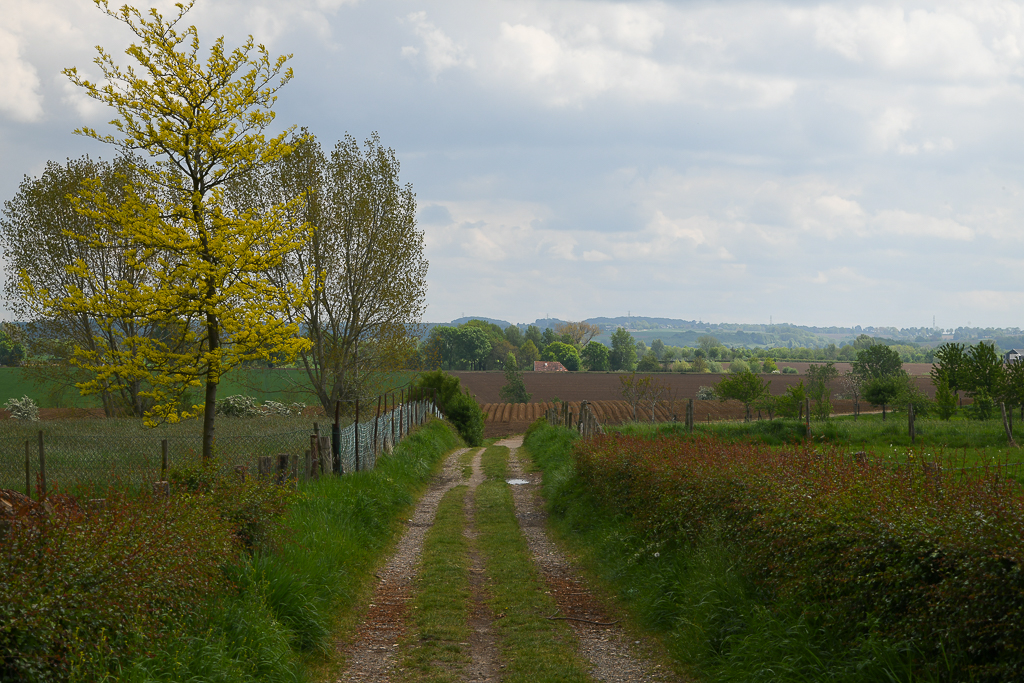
[506,478,529,485]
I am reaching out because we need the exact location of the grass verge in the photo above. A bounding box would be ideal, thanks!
[523,421,953,683]
[1,418,463,683]
[401,486,472,682]
[475,445,594,683]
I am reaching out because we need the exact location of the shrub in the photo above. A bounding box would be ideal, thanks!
[695,386,716,400]
[3,395,39,421]
[570,434,1024,682]
[782,366,798,374]
[672,360,692,373]
[216,394,261,417]
[411,370,484,446]
[728,359,750,374]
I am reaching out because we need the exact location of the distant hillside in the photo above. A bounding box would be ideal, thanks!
[420,315,1024,351]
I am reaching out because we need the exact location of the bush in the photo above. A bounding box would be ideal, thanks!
[571,434,1024,681]
[728,359,750,374]
[411,370,484,446]
[3,395,39,421]
[217,394,261,417]
[696,386,716,400]
[672,360,692,373]
[782,366,798,374]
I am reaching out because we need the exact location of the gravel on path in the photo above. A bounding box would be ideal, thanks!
[333,447,469,683]
[496,436,688,683]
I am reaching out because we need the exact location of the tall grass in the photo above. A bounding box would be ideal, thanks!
[525,421,1024,683]
[1,418,463,683]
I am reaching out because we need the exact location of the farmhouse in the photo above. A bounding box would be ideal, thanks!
[534,361,568,372]
[1006,349,1023,364]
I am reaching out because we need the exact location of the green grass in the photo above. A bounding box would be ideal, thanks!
[523,422,932,683]
[458,448,476,480]
[0,366,419,409]
[1,418,463,683]
[475,445,595,683]
[401,486,472,682]
[612,413,1024,470]
[0,413,320,492]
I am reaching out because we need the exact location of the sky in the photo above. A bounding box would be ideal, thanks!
[1,0,1023,330]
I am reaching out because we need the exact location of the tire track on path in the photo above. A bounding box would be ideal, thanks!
[495,436,686,683]
[334,447,470,683]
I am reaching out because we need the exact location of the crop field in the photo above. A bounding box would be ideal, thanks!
[481,398,868,438]
[454,369,934,405]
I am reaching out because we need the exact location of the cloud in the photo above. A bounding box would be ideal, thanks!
[402,11,474,77]
[872,210,974,241]
[0,28,43,121]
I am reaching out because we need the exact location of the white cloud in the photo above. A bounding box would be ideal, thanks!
[872,210,974,241]
[0,28,43,121]
[403,11,473,77]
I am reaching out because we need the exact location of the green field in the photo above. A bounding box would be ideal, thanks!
[0,366,418,410]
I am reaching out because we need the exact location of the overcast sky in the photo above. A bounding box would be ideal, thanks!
[1,0,1022,329]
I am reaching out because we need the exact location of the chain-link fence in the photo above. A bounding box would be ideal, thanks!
[1,399,443,496]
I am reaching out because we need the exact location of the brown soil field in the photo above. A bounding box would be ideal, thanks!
[453,370,935,405]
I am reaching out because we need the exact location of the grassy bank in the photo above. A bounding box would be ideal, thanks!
[0,418,462,683]
[524,421,1024,682]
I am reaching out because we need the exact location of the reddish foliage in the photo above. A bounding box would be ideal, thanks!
[575,435,1024,681]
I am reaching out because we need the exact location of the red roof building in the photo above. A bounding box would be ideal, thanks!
[534,361,568,372]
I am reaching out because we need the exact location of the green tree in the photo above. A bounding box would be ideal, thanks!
[931,342,967,404]
[498,352,531,403]
[698,335,720,358]
[806,361,839,420]
[715,370,771,421]
[541,341,581,371]
[650,338,666,360]
[609,327,637,371]
[251,131,425,416]
[934,370,957,420]
[964,341,1004,400]
[854,344,903,381]
[524,325,543,350]
[554,321,601,347]
[518,340,539,368]
[637,351,660,372]
[410,370,484,445]
[1000,359,1024,417]
[1,154,164,416]
[776,380,807,419]
[50,1,310,458]
[580,340,609,371]
[862,374,904,420]
[504,324,523,347]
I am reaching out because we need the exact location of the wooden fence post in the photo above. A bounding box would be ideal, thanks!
[309,434,319,479]
[161,439,168,481]
[333,400,341,475]
[1001,402,1018,448]
[374,395,381,455]
[24,440,30,498]
[909,403,916,444]
[303,449,311,481]
[257,455,272,479]
[37,430,45,500]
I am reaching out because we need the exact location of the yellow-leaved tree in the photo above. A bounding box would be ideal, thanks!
[25,0,311,459]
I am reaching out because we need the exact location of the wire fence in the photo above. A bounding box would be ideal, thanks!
[0,398,443,497]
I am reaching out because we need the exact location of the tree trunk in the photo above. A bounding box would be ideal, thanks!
[202,312,220,461]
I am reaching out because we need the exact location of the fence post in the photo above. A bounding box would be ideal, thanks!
[805,398,811,437]
[37,430,46,500]
[24,440,30,498]
[391,392,396,448]
[309,434,319,479]
[332,400,341,475]
[161,439,168,480]
[303,449,311,481]
[909,403,916,444]
[257,455,272,479]
[1001,402,1017,447]
[374,395,381,455]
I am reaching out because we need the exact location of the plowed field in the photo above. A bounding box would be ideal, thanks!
[481,398,869,438]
